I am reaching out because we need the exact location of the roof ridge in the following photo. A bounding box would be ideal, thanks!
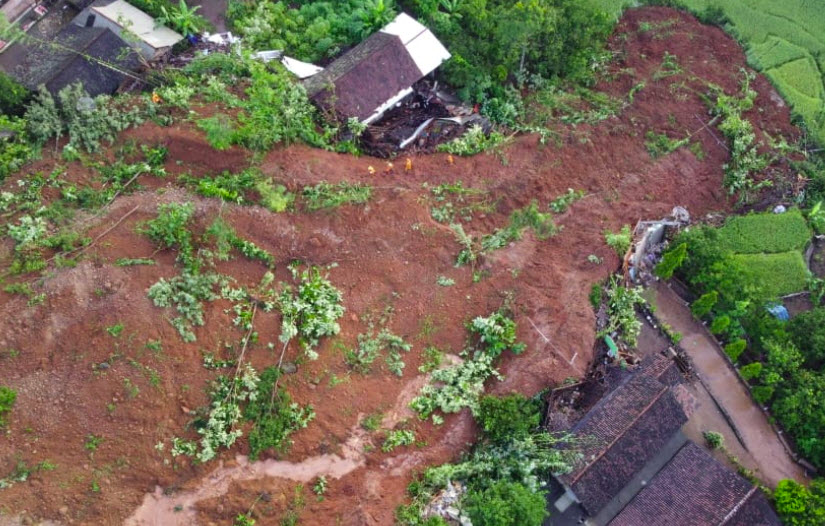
[717,485,758,526]
[570,384,670,484]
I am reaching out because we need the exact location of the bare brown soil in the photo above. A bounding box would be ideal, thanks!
[0,7,803,526]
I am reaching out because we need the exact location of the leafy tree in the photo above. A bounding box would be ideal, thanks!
[724,339,746,362]
[655,242,686,279]
[710,315,731,335]
[787,308,825,369]
[477,394,540,443]
[0,72,28,115]
[691,291,718,318]
[739,362,762,381]
[464,481,547,526]
[774,478,825,526]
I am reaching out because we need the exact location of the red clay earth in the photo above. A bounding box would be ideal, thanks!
[0,7,802,526]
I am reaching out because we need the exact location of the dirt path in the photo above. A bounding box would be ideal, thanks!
[653,281,807,486]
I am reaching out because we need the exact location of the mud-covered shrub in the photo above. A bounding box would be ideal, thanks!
[437,125,506,156]
[0,386,17,427]
[604,224,631,256]
[142,202,196,268]
[148,272,224,342]
[277,265,345,360]
[26,84,145,154]
[601,277,645,347]
[244,366,315,459]
[302,181,371,210]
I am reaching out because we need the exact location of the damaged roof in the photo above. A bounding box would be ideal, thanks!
[12,24,139,96]
[559,355,689,515]
[608,442,781,526]
[303,12,450,124]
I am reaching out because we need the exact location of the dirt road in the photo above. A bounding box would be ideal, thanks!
[653,281,807,486]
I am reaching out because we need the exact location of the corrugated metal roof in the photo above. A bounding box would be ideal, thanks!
[91,0,182,49]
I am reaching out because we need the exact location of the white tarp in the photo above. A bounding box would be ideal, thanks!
[251,50,323,79]
[281,56,323,79]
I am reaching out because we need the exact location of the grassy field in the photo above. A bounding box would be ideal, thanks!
[589,0,825,144]
[732,251,810,298]
[717,209,811,254]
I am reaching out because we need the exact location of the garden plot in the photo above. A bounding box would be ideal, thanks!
[717,209,811,297]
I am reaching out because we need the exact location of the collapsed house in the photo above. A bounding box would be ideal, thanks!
[303,12,451,125]
[73,0,183,60]
[547,354,780,526]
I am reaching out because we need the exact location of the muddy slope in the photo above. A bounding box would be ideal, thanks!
[0,7,800,526]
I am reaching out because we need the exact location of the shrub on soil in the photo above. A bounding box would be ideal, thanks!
[0,386,17,427]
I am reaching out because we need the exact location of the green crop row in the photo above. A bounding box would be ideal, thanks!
[716,209,811,254]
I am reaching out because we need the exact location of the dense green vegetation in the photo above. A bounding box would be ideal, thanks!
[659,208,825,470]
[589,0,825,144]
[398,392,577,525]
[774,478,825,526]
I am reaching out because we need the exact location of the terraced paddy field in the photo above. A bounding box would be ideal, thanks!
[590,0,825,144]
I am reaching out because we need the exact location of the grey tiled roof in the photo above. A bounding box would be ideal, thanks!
[608,442,781,526]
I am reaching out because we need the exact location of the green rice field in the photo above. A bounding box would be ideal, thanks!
[590,0,825,144]
[717,209,811,254]
[731,251,810,298]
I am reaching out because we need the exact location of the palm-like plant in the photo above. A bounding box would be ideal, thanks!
[158,0,203,37]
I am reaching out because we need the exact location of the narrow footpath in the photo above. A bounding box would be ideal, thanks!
[652,281,807,487]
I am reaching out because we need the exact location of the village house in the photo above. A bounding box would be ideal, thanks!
[11,23,138,97]
[303,12,451,125]
[73,0,182,60]
[546,354,781,526]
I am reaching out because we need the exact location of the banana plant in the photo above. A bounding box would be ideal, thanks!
[157,0,203,37]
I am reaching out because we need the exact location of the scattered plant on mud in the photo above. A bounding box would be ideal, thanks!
[345,328,412,376]
[0,386,17,427]
[549,188,586,213]
[302,181,371,211]
[410,310,525,423]
[244,366,315,460]
[148,271,225,342]
[437,125,508,156]
[604,224,632,256]
[382,429,416,453]
[277,264,345,360]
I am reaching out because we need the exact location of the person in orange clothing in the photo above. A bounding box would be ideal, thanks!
[405,157,413,172]
[368,165,376,176]
[447,154,454,166]
[385,162,394,174]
